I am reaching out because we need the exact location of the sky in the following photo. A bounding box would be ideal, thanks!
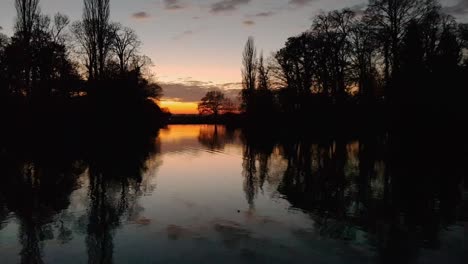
[0,0,467,114]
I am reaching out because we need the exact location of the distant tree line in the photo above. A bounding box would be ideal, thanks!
[241,0,468,122]
[0,0,167,129]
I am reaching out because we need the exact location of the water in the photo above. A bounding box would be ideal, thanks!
[0,125,466,263]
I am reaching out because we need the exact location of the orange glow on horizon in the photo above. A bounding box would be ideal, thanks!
[160,100,199,115]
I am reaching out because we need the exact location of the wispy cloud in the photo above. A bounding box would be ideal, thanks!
[289,0,316,7]
[164,0,184,10]
[211,0,251,13]
[243,20,255,26]
[132,11,151,20]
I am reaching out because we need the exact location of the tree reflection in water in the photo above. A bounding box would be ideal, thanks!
[0,125,465,264]
[239,127,466,264]
[0,128,161,264]
[84,131,160,264]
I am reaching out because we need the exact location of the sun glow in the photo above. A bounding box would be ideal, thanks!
[160,100,199,115]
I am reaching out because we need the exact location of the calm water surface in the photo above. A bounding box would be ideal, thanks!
[0,125,466,263]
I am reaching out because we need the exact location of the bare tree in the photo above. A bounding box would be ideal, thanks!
[14,0,40,92]
[51,13,70,44]
[71,21,95,79]
[365,0,438,87]
[15,0,40,40]
[129,55,154,80]
[312,9,355,101]
[73,0,115,80]
[112,24,140,74]
[198,91,226,116]
[349,18,378,99]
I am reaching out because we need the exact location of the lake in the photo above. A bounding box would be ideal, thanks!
[0,125,466,263]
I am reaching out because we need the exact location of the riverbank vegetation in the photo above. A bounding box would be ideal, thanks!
[238,0,468,130]
[0,0,170,140]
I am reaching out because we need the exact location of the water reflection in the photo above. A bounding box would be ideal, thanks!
[0,125,466,263]
[239,127,466,263]
[0,129,160,264]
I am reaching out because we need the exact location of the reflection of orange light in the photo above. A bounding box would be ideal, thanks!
[160,125,203,142]
[160,100,198,114]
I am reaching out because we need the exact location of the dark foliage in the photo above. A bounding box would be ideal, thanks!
[239,0,467,127]
[0,0,169,137]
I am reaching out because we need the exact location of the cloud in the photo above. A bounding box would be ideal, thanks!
[132,11,151,20]
[164,0,184,10]
[255,11,275,17]
[243,20,255,26]
[211,0,251,13]
[161,80,241,102]
[289,0,316,6]
[442,0,468,16]
[220,82,243,89]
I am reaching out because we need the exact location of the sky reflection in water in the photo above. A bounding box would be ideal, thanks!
[0,125,466,264]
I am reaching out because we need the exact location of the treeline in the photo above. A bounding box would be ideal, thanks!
[0,0,169,134]
[241,0,468,125]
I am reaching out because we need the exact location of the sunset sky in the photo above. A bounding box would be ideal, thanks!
[0,0,466,114]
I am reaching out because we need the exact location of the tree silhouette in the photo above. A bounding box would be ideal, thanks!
[365,0,439,96]
[241,37,257,113]
[257,52,270,91]
[273,32,315,113]
[72,0,114,80]
[198,91,227,116]
[112,24,140,75]
[238,0,468,121]
[312,9,355,103]
[50,13,70,44]
[349,18,379,101]
[12,0,40,96]
[3,3,81,99]
[0,29,7,99]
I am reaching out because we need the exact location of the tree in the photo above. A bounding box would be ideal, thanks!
[5,6,80,99]
[51,13,70,44]
[349,18,378,100]
[432,17,462,106]
[276,32,315,93]
[198,91,227,116]
[312,9,355,102]
[0,29,8,98]
[396,20,426,103]
[365,0,439,95]
[15,0,40,41]
[257,52,270,90]
[242,37,257,91]
[274,32,315,113]
[13,0,41,94]
[112,25,140,75]
[241,37,257,112]
[73,0,115,80]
